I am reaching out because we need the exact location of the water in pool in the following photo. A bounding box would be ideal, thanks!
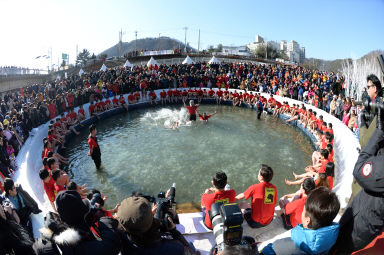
[64,105,313,208]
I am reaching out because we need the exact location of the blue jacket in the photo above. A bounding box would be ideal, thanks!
[291,223,340,254]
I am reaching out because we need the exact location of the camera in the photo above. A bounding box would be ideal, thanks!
[154,183,179,231]
[209,202,244,252]
[136,183,179,231]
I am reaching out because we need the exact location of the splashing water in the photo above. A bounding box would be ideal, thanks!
[141,107,192,128]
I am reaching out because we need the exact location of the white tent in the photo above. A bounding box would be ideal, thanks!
[208,56,220,64]
[100,64,107,72]
[182,55,195,65]
[146,57,159,67]
[124,60,133,68]
[79,69,84,76]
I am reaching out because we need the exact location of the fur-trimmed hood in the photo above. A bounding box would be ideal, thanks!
[39,211,87,247]
[40,227,82,246]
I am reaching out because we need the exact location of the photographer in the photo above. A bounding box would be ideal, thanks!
[33,190,121,255]
[3,178,41,235]
[359,74,383,149]
[332,106,384,253]
[116,195,197,255]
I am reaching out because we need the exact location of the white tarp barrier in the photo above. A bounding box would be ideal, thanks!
[147,56,159,67]
[182,55,195,65]
[100,64,107,72]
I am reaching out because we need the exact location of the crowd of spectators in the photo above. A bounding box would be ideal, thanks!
[0,60,374,254]
[0,66,41,76]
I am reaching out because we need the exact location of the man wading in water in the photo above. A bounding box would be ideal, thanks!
[88,124,101,169]
[184,99,200,121]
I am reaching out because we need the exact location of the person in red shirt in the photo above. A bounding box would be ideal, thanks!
[39,168,57,212]
[134,90,141,102]
[201,171,236,229]
[112,95,120,107]
[232,91,240,107]
[77,105,86,122]
[236,164,277,228]
[325,162,335,190]
[125,93,134,104]
[184,100,200,121]
[119,95,129,111]
[216,89,223,105]
[173,89,180,103]
[89,101,99,118]
[139,80,147,100]
[148,90,157,105]
[51,168,69,194]
[287,149,330,186]
[267,95,276,109]
[160,89,167,105]
[167,89,174,103]
[181,89,188,104]
[208,88,215,98]
[327,144,334,162]
[48,101,57,119]
[279,178,315,229]
[197,110,217,123]
[223,88,229,101]
[104,98,112,110]
[88,124,101,169]
[249,92,256,105]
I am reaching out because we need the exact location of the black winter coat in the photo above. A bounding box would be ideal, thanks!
[33,212,121,255]
[334,128,384,253]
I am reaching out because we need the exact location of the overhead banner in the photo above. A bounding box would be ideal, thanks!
[141,50,174,56]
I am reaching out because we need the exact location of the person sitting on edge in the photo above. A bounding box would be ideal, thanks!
[148,90,158,105]
[201,171,236,229]
[197,110,217,123]
[184,100,199,121]
[261,186,340,255]
[39,168,57,212]
[236,164,277,228]
[278,178,316,230]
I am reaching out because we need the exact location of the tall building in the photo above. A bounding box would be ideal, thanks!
[300,47,306,64]
[247,35,306,63]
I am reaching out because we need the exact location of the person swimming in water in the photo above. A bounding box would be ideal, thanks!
[197,110,217,123]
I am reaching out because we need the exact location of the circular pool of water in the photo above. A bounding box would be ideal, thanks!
[64,105,313,207]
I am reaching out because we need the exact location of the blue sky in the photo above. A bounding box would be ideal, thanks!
[0,0,383,68]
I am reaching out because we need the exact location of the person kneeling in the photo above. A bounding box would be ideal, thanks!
[262,186,340,255]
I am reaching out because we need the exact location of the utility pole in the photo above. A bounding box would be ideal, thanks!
[158,33,161,50]
[183,26,188,53]
[135,30,138,55]
[198,29,200,52]
[76,44,78,66]
[119,29,123,58]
